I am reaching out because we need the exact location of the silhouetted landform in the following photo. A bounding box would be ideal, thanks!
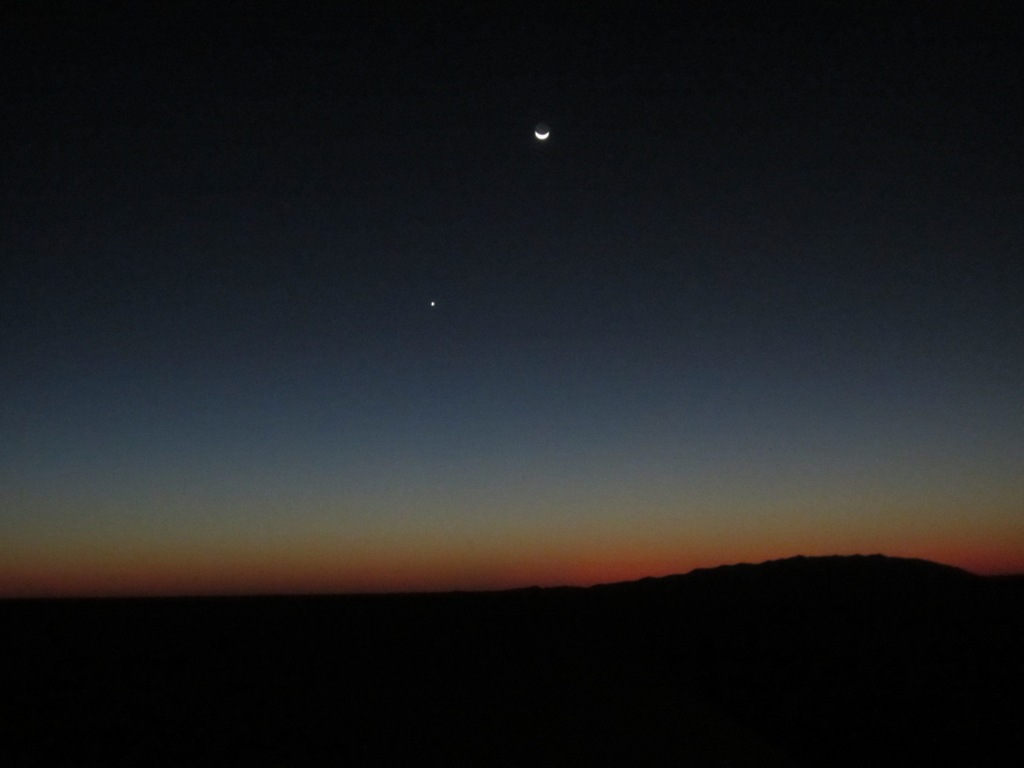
[3,555,1022,767]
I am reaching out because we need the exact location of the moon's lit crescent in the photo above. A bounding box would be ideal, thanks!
[535,129,549,140]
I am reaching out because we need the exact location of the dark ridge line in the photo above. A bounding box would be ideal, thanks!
[1,553,1010,603]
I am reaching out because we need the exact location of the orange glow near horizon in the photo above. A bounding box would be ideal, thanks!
[3,530,1022,598]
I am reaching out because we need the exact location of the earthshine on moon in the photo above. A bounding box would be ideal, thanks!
[534,123,550,140]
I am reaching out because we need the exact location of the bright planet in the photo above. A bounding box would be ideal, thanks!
[3,2,1022,600]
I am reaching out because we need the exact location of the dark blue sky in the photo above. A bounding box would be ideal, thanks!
[2,2,1022,594]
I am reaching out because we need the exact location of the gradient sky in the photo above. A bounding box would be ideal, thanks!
[2,2,1022,596]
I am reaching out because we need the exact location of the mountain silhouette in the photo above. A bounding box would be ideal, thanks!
[2,555,1021,767]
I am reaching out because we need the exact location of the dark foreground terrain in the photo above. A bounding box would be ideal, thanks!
[3,555,1022,767]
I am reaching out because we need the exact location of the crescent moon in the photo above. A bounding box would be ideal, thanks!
[535,129,550,140]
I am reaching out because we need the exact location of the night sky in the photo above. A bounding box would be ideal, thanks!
[2,2,1022,596]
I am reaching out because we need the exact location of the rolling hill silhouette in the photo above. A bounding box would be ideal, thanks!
[3,555,1021,767]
